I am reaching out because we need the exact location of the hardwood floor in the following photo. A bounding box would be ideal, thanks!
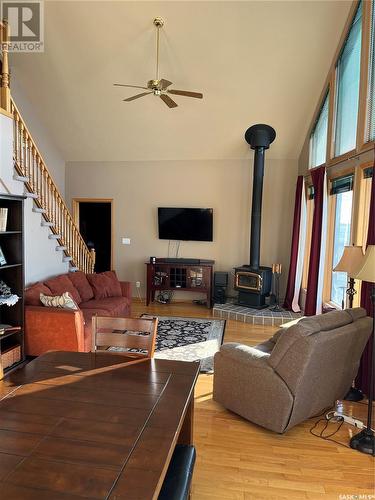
[133,300,375,500]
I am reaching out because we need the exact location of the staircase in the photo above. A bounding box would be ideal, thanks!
[10,99,95,274]
[1,20,94,275]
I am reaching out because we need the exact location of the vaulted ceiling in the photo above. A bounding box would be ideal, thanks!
[10,1,352,161]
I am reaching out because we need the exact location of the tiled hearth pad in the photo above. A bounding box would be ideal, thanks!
[213,302,303,326]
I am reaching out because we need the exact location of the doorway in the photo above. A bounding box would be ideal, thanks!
[72,199,113,273]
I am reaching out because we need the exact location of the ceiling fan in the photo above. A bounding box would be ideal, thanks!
[114,17,203,108]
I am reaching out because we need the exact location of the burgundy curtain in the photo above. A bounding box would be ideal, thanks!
[356,168,374,398]
[305,166,326,316]
[284,176,304,310]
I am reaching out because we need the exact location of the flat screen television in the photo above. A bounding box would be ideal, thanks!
[158,207,213,241]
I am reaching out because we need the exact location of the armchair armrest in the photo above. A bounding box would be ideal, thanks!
[219,342,271,369]
[120,281,132,299]
[25,305,85,356]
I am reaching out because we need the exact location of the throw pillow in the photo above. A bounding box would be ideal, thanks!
[44,275,82,305]
[87,271,122,300]
[68,271,94,302]
[40,292,79,310]
[25,282,52,306]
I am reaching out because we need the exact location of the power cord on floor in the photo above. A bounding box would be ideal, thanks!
[309,414,350,449]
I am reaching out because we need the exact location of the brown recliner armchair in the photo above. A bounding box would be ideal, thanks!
[213,308,372,433]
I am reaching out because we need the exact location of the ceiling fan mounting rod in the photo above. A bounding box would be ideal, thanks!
[153,17,164,82]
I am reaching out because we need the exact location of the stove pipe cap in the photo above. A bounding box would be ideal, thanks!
[245,124,276,150]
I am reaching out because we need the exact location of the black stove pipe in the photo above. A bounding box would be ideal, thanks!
[244,124,276,270]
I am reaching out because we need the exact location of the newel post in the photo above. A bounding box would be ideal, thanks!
[0,20,11,113]
[90,248,96,272]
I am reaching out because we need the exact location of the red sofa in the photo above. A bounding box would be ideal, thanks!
[25,271,132,356]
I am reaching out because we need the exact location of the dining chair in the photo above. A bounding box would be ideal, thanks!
[92,316,158,358]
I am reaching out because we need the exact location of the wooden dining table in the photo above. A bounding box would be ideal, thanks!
[0,351,200,499]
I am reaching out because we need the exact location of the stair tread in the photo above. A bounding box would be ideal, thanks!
[13,174,28,182]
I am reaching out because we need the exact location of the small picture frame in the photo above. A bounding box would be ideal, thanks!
[0,246,7,266]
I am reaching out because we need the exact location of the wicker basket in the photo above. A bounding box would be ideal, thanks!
[0,208,8,232]
[1,345,21,370]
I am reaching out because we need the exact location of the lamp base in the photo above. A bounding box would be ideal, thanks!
[344,387,364,402]
[350,428,375,456]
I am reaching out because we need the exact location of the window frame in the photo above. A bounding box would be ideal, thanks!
[309,92,330,169]
[301,1,374,310]
[305,1,375,169]
[330,1,363,163]
[358,0,374,150]
[323,169,355,307]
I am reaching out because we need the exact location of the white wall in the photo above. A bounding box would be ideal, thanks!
[24,198,69,285]
[10,77,66,196]
[0,113,21,195]
[66,158,298,298]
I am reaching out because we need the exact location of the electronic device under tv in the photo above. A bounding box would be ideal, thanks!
[158,207,213,242]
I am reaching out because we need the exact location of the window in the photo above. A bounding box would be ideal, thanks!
[367,2,375,141]
[357,166,373,251]
[302,189,314,289]
[334,2,362,156]
[330,176,354,306]
[309,93,329,168]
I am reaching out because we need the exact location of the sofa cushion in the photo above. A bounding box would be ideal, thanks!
[86,271,122,299]
[80,297,130,316]
[25,282,52,306]
[81,308,112,352]
[68,271,94,302]
[82,308,111,322]
[44,275,82,305]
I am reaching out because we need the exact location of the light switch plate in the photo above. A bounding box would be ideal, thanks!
[122,238,131,245]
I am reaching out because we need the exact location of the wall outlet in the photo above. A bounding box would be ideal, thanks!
[135,281,141,288]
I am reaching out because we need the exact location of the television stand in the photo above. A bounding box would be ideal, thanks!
[146,260,214,309]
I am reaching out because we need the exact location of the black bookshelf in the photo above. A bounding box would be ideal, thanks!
[0,194,25,379]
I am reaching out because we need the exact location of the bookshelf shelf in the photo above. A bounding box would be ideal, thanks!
[0,194,25,380]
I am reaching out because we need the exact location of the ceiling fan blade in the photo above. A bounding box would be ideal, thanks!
[160,79,173,89]
[114,84,149,90]
[168,89,203,99]
[123,92,152,102]
[160,94,178,108]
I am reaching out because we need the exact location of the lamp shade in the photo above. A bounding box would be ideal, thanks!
[354,245,375,283]
[333,245,364,278]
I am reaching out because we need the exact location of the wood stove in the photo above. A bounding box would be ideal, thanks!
[234,124,276,309]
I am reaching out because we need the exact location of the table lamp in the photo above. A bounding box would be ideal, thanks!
[349,245,375,456]
[333,245,364,308]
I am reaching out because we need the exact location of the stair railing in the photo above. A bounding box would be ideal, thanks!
[0,20,11,113]
[10,98,95,273]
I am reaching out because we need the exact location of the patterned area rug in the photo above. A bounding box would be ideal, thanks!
[142,315,226,373]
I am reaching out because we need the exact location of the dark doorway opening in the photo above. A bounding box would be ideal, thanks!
[75,201,112,273]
